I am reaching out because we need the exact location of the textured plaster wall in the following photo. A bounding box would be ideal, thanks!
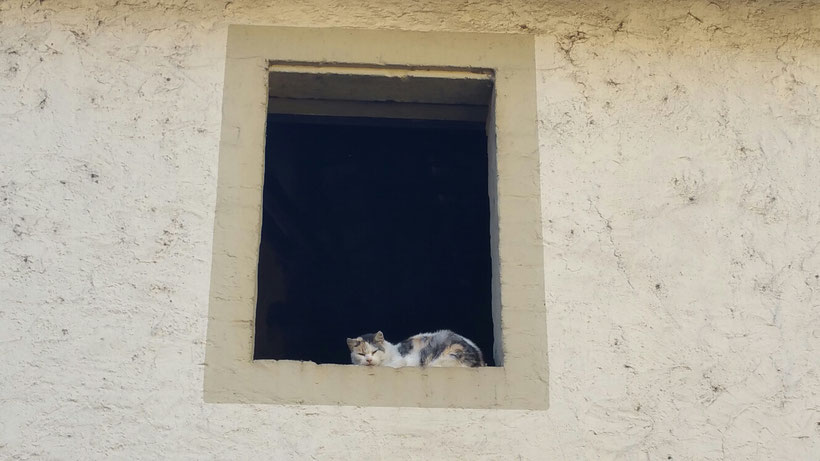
[1,1,818,459]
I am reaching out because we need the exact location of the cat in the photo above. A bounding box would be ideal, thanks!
[346,330,485,368]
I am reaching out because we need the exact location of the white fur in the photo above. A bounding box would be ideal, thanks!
[379,341,408,368]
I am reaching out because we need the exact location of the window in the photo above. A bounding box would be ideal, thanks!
[206,26,546,409]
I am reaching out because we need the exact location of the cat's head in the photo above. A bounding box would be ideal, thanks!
[346,331,386,366]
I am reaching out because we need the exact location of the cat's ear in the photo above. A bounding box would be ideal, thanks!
[374,331,384,344]
[346,337,360,351]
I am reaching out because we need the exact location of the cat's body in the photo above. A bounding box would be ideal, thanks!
[346,330,485,368]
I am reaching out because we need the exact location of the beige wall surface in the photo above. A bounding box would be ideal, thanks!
[1,1,818,459]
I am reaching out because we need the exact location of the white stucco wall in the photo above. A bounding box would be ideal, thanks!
[1,1,818,459]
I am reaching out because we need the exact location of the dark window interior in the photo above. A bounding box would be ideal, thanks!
[253,114,495,365]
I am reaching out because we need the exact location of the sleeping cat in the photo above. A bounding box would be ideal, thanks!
[346,330,485,368]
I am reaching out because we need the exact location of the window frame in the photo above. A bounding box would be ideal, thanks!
[205,25,547,409]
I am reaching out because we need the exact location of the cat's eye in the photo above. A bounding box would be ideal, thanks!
[357,353,365,356]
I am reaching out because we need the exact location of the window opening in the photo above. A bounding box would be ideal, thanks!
[253,67,497,366]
